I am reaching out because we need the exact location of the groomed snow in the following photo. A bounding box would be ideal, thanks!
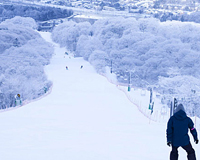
[0,32,199,160]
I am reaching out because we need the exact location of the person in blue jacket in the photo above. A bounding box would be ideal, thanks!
[166,103,199,160]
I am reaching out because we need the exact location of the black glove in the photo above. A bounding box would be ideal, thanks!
[195,139,199,144]
[167,141,171,147]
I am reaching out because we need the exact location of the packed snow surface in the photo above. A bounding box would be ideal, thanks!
[0,32,199,160]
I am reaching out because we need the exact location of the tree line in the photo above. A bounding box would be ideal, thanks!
[0,17,53,109]
[52,17,200,117]
[0,3,73,22]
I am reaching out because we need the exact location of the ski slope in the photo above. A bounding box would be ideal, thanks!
[0,32,199,160]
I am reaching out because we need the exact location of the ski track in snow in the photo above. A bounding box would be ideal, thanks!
[0,32,199,160]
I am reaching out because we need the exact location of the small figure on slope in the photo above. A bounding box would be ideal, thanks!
[15,94,22,106]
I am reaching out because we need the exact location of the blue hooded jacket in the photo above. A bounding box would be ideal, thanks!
[166,104,198,147]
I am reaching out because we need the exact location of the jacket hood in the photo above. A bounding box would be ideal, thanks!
[174,104,185,113]
[174,104,187,120]
[174,110,187,120]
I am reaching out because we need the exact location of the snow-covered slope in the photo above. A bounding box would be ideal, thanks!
[0,32,199,160]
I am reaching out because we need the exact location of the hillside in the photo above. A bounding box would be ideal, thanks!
[0,31,199,160]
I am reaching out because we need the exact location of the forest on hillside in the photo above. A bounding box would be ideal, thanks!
[0,3,73,22]
[52,17,200,116]
[0,16,53,109]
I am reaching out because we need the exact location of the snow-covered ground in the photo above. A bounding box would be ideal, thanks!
[0,32,199,160]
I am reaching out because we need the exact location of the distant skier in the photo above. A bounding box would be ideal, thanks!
[66,66,68,70]
[80,65,83,69]
[166,104,198,160]
[15,94,22,106]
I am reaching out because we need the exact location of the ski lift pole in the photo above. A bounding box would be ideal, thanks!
[128,71,131,92]
[170,97,178,117]
[173,97,178,113]
[148,87,153,111]
[128,84,131,92]
[149,101,154,124]
[149,87,153,104]
[110,60,113,74]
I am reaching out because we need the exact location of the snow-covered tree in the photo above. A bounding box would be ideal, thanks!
[0,16,53,108]
[52,17,200,116]
[1,16,37,29]
[88,50,109,73]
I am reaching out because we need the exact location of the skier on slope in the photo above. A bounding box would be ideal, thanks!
[166,104,199,160]
[15,94,22,106]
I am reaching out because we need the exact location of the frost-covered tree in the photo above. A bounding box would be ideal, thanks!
[88,50,109,73]
[75,36,103,60]
[0,17,40,54]
[1,16,37,29]
[158,75,200,116]
[0,17,53,108]
[52,21,91,51]
[52,17,200,116]
[0,4,73,21]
